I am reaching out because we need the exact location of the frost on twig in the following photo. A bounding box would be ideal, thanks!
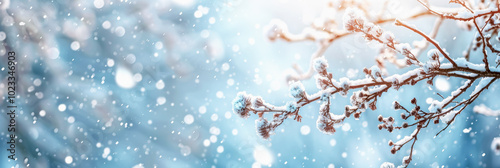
[264,0,434,82]
[235,0,500,167]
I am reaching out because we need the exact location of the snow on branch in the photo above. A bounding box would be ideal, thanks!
[473,104,500,116]
[234,0,500,167]
[263,1,434,82]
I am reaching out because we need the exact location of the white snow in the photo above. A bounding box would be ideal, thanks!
[435,77,450,92]
[473,104,500,116]
[380,162,395,168]
[184,114,194,125]
[64,156,73,164]
[199,106,207,114]
[471,77,494,96]
[253,145,274,166]
[156,97,166,105]
[300,125,311,135]
[94,0,104,9]
[102,147,110,159]
[58,104,67,112]
[115,26,125,37]
[217,146,224,153]
[70,41,80,51]
[155,80,165,90]
[39,110,46,117]
[115,66,136,89]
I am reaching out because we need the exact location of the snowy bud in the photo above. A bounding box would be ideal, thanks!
[289,81,306,99]
[370,65,381,77]
[391,147,397,154]
[286,101,298,113]
[255,118,271,139]
[388,140,394,146]
[428,100,442,113]
[372,25,383,37]
[317,116,336,134]
[313,56,329,75]
[320,91,331,102]
[402,156,411,165]
[319,103,330,115]
[265,19,288,41]
[395,43,412,57]
[393,101,402,110]
[232,92,252,118]
[353,112,361,119]
[343,8,366,32]
[427,49,440,61]
[363,67,370,75]
[369,101,377,110]
[316,75,330,90]
[392,78,400,90]
[252,96,265,108]
[378,115,383,122]
[387,126,393,132]
[339,77,350,91]
[382,32,395,44]
[411,98,417,104]
[402,122,409,128]
[380,162,395,168]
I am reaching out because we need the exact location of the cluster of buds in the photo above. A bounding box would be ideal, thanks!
[377,115,395,132]
[423,49,441,73]
[317,102,336,134]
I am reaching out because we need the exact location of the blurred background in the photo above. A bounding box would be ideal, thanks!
[0,0,499,167]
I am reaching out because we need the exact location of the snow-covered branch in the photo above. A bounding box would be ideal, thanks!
[234,0,500,167]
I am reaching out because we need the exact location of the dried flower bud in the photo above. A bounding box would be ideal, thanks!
[340,77,350,91]
[232,92,252,118]
[388,140,394,146]
[411,98,417,105]
[363,67,370,75]
[391,147,397,154]
[401,113,406,119]
[378,115,383,122]
[402,122,409,128]
[286,101,298,113]
[354,112,361,119]
[393,101,401,110]
[317,116,336,134]
[369,101,377,110]
[388,117,394,122]
[434,119,439,124]
[265,19,288,41]
[343,8,366,32]
[255,118,271,139]
[313,57,329,75]
[378,124,383,130]
[289,81,306,99]
[402,156,411,165]
[252,96,265,108]
[316,76,330,90]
